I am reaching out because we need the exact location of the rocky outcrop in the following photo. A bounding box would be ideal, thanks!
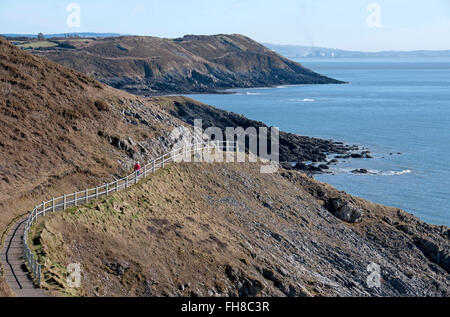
[335,151,373,160]
[156,96,358,165]
[283,170,450,286]
[352,169,369,174]
[414,237,450,273]
[225,265,264,297]
[328,199,364,223]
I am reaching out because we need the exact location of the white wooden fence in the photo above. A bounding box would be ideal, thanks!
[23,140,238,286]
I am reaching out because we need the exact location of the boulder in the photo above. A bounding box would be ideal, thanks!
[335,204,364,223]
[293,162,322,173]
[351,169,369,174]
[294,162,309,170]
[329,199,364,223]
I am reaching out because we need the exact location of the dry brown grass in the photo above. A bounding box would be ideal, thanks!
[0,37,189,296]
[0,278,14,297]
[29,161,449,297]
[30,162,314,297]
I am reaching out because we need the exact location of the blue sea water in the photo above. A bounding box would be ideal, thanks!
[186,58,450,227]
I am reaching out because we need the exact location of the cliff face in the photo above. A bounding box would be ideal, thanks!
[29,34,343,95]
[29,162,449,297]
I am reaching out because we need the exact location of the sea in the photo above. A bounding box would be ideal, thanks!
[186,58,450,227]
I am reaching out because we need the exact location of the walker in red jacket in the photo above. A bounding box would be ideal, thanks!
[134,162,142,173]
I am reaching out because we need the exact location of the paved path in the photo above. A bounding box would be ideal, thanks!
[1,219,48,297]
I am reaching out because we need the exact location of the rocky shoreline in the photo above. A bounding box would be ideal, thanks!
[282,147,375,174]
[155,96,370,173]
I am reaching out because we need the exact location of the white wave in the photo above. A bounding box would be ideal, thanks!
[289,98,316,103]
[333,168,412,176]
[245,92,263,95]
[380,170,412,176]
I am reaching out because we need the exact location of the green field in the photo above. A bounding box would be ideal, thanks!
[17,41,59,49]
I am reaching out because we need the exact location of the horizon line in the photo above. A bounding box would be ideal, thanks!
[2,32,450,54]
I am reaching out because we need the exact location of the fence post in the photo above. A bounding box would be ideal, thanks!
[42,201,45,217]
[85,189,88,203]
[95,186,99,199]
[38,264,41,286]
[116,180,119,192]
[33,261,36,283]
[126,176,129,188]
[63,194,67,210]
[52,197,55,213]
[106,183,109,196]
[144,165,147,178]
[74,192,77,206]
[135,171,138,184]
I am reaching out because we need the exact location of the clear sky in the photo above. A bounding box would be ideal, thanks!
[1,0,449,51]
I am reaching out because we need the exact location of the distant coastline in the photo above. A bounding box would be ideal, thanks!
[264,43,450,59]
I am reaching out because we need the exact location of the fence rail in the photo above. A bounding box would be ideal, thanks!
[23,140,239,286]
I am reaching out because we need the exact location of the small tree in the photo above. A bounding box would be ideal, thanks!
[37,33,45,40]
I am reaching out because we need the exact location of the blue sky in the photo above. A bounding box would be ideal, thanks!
[1,0,449,51]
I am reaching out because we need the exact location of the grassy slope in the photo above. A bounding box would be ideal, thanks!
[0,37,188,296]
[29,161,449,297]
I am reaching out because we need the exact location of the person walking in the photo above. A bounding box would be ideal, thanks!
[134,161,142,175]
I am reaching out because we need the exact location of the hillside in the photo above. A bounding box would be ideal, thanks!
[27,34,343,95]
[0,36,355,297]
[28,161,449,297]
[0,36,189,296]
